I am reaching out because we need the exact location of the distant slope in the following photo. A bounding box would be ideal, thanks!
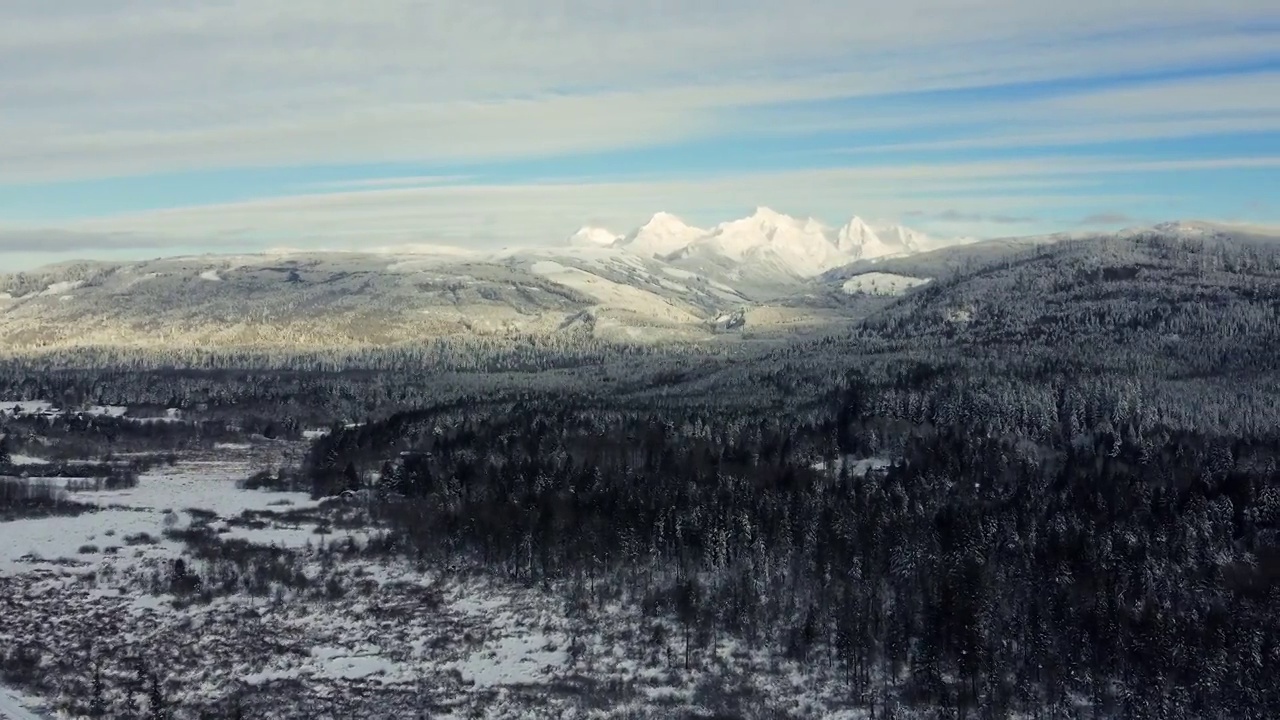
[0,249,738,351]
[850,228,1280,379]
[5,220,1271,355]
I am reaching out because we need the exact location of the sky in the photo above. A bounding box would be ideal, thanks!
[0,0,1277,270]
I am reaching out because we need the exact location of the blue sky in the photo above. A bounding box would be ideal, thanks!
[0,1,1277,268]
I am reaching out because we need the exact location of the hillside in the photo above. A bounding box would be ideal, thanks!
[0,208,956,353]
[0,249,749,351]
[3,220,1275,357]
[859,227,1280,372]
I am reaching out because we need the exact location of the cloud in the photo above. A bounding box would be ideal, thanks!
[0,229,179,254]
[35,154,1243,250]
[302,175,474,190]
[0,1,1276,182]
[1079,213,1138,226]
[905,210,1039,224]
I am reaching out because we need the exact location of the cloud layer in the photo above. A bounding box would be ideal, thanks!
[0,1,1277,267]
[2,1,1277,182]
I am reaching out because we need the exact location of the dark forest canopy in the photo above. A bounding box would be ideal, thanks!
[303,382,1280,718]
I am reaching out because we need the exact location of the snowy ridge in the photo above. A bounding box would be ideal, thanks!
[610,207,942,279]
[565,226,621,248]
[842,272,932,296]
[1,216,1245,353]
[616,212,707,259]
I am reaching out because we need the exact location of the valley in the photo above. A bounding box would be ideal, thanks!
[2,222,1280,719]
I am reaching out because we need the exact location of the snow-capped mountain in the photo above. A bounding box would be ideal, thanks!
[834,217,881,256]
[561,208,945,280]
[616,212,706,258]
[2,217,1265,354]
[868,224,929,254]
[565,226,621,248]
[675,207,850,278]
[623,207,942,279]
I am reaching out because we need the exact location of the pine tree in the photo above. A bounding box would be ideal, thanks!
[344,462,360,493]
[89,665,106,717]
[148,672,166,720]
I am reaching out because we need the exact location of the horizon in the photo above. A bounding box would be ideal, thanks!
[8,214,1280,276]
[1,1,1277,271]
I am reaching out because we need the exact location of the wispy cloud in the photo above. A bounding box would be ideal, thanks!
[905,210,1040,224]
[1,0,1277,270]
[301,175,474,191]
[1,1,1277,182]
[0,228,179,254]
[1079,212,1138,226]
[40,155,1249,249]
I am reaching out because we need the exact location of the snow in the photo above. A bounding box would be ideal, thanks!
[565,226,620,248]
[310,647,400,680]
[529,261,701,325]
[659,266,698,280]
[836,217,923,260]
[874,223,930,252]
[451,632,566,688]
[0,459,318,575]
[1,445,893,718]
[222,524,351,549]
[688,207,848,277]
[841,272,931,296]
[0,402,127,419]
[0,401,55,416]
[0,686,44,720]
[813,455,893,476]
[617,212,706,258]
[630,207,943,279]
[7,455,49,466]
[38,281,82,297]
[199,269,222,281]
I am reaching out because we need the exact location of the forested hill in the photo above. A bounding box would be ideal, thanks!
[306,367,1280,718]
[857,230,1280,371]
[684,228,1280,434]
[292,229,1280,720]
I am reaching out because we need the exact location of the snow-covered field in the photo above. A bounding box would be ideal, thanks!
[529,260,701,325]
[841,272,930,296]
[1,455,314,576]
[2,442,878,718]
[1,402,133,420]
[0,687,43,720]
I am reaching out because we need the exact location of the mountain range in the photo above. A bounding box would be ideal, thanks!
[0,212,1273,354]
[568,207,953,278]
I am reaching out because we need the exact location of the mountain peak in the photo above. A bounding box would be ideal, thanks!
[620,212,706,258]
[834,216,879,256]
[606,207,945,275]
[641,211,691,229]
[566,226,620,248]
[750,206,787,221]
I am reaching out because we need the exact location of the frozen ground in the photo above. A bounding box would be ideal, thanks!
[841,272,930,296]
[1,454,315,576]
[0,687,43,720]
[2,445,874,718]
